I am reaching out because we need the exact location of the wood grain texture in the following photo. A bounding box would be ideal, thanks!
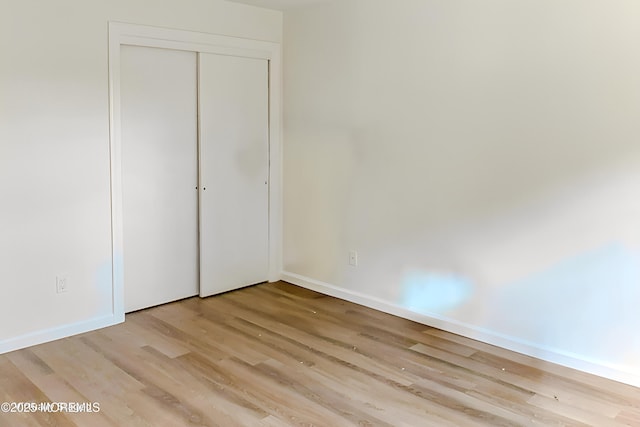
[1,281,638,426]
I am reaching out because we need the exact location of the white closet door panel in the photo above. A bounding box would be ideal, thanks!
[121,45,199,312]
[199,53,269,297]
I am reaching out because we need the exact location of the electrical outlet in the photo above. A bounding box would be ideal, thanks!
[56,276,68,293]
[349,250,358,267]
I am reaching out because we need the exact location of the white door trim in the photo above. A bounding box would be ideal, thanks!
[108,22,282,320]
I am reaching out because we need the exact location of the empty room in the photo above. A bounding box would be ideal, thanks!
[1,0,639,425]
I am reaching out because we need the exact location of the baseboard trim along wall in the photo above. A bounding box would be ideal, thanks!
[282,271,640,389]
[0,314,123,355]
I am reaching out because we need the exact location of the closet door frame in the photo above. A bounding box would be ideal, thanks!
[108,22,282,321]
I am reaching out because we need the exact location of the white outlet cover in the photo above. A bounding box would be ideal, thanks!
[56,276,68,293]
[349,251,358,266]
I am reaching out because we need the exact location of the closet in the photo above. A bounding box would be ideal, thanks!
[120,45,269,312]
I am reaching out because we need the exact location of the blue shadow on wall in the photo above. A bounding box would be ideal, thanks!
[401,271,473,313]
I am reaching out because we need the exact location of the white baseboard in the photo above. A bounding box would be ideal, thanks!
[0,313,124,355]
[282,271,640,389]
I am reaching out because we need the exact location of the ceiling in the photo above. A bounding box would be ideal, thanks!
[225,0,325,11]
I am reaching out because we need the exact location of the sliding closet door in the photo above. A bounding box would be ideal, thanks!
[121,45,199,312]
[199,53,269,297]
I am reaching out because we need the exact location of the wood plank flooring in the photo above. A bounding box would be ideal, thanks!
[1,281,638,426]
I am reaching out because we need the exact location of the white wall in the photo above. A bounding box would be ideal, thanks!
[282,0,640,387]
[0,0,281,351]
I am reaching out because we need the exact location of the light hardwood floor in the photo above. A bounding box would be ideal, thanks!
[1,282,638,426]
